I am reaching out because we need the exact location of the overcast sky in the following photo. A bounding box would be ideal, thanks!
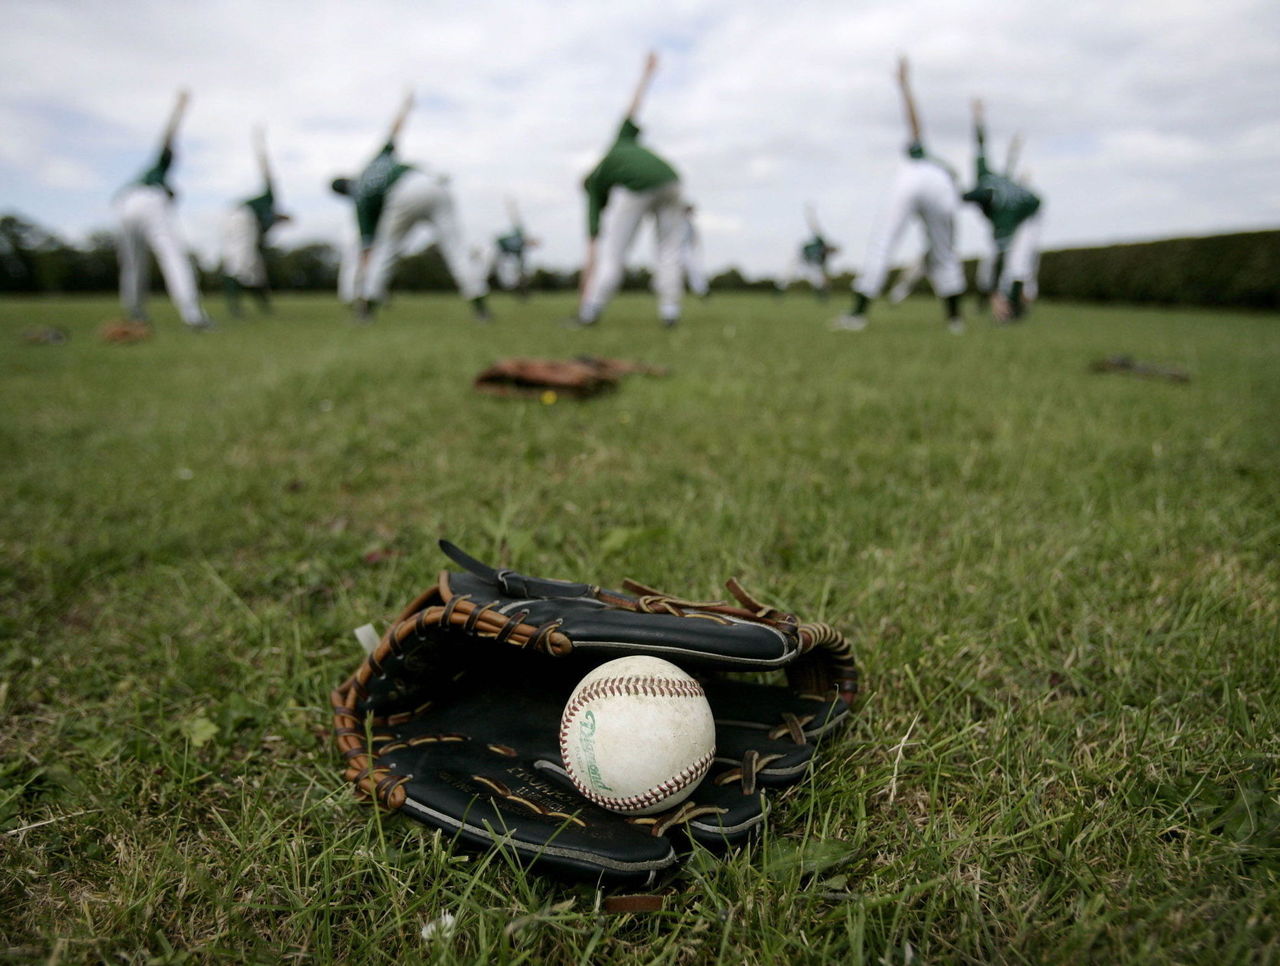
[2,0,1278,276]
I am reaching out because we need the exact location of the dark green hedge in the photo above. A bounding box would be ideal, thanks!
[1031,230,1280,309]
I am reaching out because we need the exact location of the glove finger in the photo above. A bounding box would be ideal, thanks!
[701,677,850,741]
[375,698,677,883]
[711,720,815,785]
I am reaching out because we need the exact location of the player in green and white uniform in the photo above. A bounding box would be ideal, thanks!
[777,205,839,298]
[220,128,291,317]
[575,52,686,328]
[894,133,1025,307]
[492,198,540,299]
[330,91,489,323]
[962,100,1043,322]
[834,57,965,333]
[113,89,212,330]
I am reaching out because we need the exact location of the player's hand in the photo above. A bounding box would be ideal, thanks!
[644,51,659,75]
[896,55,910,83]
[972,98,985,121]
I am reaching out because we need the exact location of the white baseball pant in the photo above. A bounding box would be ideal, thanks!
[1000,208,1044,298]
[338,237,359,304]
[974,240,998,294]
[581,181,685,320]
[854,159,964,300]
[681,220,708,297]
[494,252,523,290]
[114,185,206,325]
[220,206,266,287]
[888,256,925,303]
[360,170,487,303]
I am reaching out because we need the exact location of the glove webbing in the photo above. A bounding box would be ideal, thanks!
[332,586,575,808]
[620,578,858,705]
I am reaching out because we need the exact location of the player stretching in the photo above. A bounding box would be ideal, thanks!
[220,128,291,318]
[962,100,1042,322]
[777,205,839,299]
[330,91,490,323]
[492,198,540,299]
[113,89,212,331]
[573,52,686,329]
[894,132,1023,305]
[833,57,965,333]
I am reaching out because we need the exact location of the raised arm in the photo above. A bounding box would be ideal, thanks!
[505,196,523,230]
[625,51,659,119]
[1005,132,1024,178]
[161,88,190,151]
[385,89,415,145]
[805,202,822,237]
[896,56,923,145]
[971,98,989,175]
[254,126,273,190]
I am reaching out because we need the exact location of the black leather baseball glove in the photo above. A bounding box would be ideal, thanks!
[331,541,857,884]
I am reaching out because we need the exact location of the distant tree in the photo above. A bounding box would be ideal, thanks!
[394,244,457,291]
[0,213,59,292]
[621,266,652,291]
[710,267,747,291]
[48,231,118,293]
[528,267,570,291]
[710,267,778,292]
[267,242,340,290]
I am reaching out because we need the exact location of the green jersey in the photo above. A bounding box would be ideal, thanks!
[802,235,833,266]
[353,142,414,246]
[962,124,1040,249]
[242,185,281,237]
[583,117,679,237]
[128,145,175,196]
[496,228,525,256]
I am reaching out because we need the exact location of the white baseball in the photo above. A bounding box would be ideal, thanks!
[559,656,716,815]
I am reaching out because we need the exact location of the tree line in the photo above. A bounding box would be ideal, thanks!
[3,212,1276,307]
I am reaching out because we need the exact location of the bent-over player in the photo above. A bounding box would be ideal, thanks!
[220,128,291,317]
[492,198,540,299]
[574,51,686,328]
[330,91,489,323]
[777,205,839,299]
[962,100,1042,322]
[113,89,212,331]
[833,57,965,333]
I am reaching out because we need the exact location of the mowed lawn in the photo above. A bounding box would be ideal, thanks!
[2,291,1278,964]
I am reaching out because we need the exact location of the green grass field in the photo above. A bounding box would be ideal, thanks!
[2,292,1278,964]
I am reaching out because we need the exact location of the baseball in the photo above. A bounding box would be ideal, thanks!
[559,656,716,815]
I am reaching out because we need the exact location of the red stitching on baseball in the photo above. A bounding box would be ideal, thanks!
[560,673,711,813]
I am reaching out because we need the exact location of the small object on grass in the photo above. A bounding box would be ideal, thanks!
[420,911,457,941]
[1090,355,1191,383]
[100,319,153,344]
[21,326,70,345]
[473,356,670,400]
